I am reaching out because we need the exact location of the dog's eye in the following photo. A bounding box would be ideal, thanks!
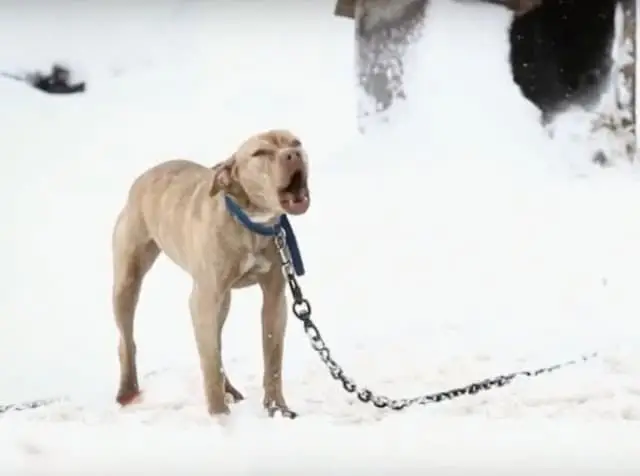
[290,139,301,147]
[252,148,272,157]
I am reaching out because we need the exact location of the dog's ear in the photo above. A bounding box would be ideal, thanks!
[209,156,237,197]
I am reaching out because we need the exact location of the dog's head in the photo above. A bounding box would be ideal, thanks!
[210,129,310,216]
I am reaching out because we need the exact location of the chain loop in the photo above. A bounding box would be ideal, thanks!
[0,398,59,414]
[274,229,598,411]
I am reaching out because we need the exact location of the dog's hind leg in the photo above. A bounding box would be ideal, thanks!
[224,374,244,404]
[218,292,244,403]
[112,208,160,406]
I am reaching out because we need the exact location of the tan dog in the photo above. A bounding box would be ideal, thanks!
[111,129,310,417]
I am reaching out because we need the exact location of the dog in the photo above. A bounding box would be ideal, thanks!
[111,129,310,417]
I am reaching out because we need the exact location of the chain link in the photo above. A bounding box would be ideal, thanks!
[0,398,58,414]
[275,229,598,411]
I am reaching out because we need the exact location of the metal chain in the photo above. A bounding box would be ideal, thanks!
[0,398,58,414]
[0,232,597,417]
[274,229,597,411]
[1,370,155,416]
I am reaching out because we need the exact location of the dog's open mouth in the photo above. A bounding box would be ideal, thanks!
[279,169,310,215]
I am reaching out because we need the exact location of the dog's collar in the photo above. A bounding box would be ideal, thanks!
[224,194,281,236]
[224,194,305,276]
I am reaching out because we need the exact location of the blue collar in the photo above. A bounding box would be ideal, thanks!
[224,194,305,276]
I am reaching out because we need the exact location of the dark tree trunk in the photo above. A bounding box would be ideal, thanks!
[618,0,636,157]
[354,0,428,130]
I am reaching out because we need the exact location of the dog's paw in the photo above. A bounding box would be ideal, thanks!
[116,389,141,406]
[224,392,244,405]
[264,401,297,419]
[224,384,245,404]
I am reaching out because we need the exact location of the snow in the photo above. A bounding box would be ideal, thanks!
[1,0,639,473]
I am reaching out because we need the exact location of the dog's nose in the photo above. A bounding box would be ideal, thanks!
[282,149,302,162]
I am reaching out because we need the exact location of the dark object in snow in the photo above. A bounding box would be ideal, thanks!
[510,0,616,121]
[29,65,86,94]
[0,64,86,95]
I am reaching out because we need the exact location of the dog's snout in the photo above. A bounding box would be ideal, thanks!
[282,149,302,162]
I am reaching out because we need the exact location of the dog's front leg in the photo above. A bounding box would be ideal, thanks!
[189,279,230,416]
[217,292,244,403]
[259,268,295,418]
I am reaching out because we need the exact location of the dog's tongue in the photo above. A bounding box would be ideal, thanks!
[282,192,309,214]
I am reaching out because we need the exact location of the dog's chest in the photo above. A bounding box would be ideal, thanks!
[231,228,276,288]
[239,252,272,277]
[233,245,273,289]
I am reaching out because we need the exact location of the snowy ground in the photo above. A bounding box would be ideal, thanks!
[1,0,640,473]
